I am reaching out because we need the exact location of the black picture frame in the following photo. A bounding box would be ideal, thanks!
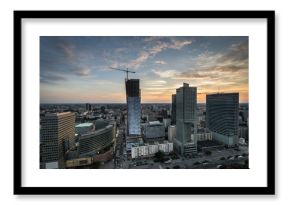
[14,10,275,195]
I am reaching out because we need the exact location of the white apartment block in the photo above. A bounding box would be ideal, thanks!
[131,141,173,159]
[191,132,213,142]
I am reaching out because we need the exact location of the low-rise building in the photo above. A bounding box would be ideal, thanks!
[238,125,248,140]
[144,121,165,141]
[75,122,94,135]
[168,125,176,142]
[191,132,213,142]
[131,141,173,159]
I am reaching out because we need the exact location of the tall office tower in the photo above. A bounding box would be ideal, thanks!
[40,112,75,169]
[125,79,141,136]
[85,103,91,111]
[175,83,197,155]
[206,93,239,147]
[171,94,176,125]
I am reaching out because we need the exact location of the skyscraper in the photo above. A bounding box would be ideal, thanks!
[206,93,239,147]
[85,103,92,111]
[171,94,176,125]
[40,112,75,169]
[125,79,141,136]
[174,83,197,155]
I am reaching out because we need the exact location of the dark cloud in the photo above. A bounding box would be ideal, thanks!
[176,64,247,80]
[213,64,248,72]
[216,42,248,64]
[175,41,248,80]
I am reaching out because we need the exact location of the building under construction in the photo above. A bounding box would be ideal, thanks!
[125,79,141,137]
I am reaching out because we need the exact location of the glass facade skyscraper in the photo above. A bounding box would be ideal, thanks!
[175,83,197,155]
[125,79,141,136]
[171,94,176,125]
[206,93,239,146]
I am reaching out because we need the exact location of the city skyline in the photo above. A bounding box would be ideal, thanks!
[40,36,248,104]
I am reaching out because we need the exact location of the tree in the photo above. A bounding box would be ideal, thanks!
[154,151,165,162]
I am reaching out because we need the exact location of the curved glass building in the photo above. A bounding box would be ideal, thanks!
[78,121,114,157]
[206,93,239,146]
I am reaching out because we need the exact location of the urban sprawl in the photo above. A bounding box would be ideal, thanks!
[40,80,249,169]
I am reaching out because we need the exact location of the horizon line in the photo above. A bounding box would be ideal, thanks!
[40,101,249,104]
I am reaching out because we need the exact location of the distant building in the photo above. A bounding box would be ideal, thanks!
[126,79,141,136]
[40,112,75,169]
[163,118,171,128]
[239,137,246,145]
[206,93,239,146]
[168,125,176,142]
[238,125,249,140]
[85,103,92,111]
[75,122,94,135]
[144,121,165,141]
[191,132,213,142]
[131,141,173,159]
[171,94,176,125]
[66,157,93,168]
[174,83,198,156]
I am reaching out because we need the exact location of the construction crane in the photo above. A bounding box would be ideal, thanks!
[108,67,136,80]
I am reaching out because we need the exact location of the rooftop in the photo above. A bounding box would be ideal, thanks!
[75,122,94,128]
[45,112,74,117]
[148,121,162,126]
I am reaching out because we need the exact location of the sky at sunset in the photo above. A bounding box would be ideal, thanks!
[40,36,248,103]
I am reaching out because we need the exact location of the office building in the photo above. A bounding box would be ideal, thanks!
[78,123,114,157]
[206,93,239,146]
[191,132,213,142]
[171,94,176,125]
[163,118,171,128]
[75,122,94,135]
[85,103,92,111]
[144,121,165,141]
[168,125,176,142]
[238,125,249,140]
[40,112,75,169]
[174,83,197,156]
[126,79,141,136]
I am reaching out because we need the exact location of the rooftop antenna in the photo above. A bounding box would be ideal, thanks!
[108,67,136,80]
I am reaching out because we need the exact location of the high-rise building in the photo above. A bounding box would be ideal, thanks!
[85,103,91,111]
[206,93,239,146]
[125,79,141,136]
[144,121,165,141]
[40,112,75,169]
[174,83,197,155]
[171,94,176,125]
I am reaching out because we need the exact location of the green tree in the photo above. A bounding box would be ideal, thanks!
[154,151,165,162]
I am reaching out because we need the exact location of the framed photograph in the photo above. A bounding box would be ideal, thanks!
[14,10,275,195]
